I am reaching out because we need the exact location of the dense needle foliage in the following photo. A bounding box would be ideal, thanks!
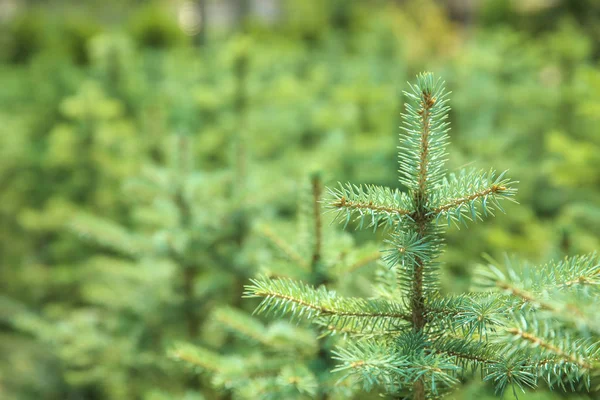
[0,1,599,399]
[170,175,382,399]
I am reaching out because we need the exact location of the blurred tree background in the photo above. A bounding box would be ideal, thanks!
[0,0,598,399]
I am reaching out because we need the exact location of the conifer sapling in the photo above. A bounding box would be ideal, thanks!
[245,73,600,399]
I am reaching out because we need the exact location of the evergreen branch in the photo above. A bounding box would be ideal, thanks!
[169,342,224,373]
[256,224,311,271]
[245,278,411,333]
[212,306,269,346]
[431,337,502,368]
[429,169,517,227]
[425,293,511,339]
[317,320,402,339]
[332,340,409,392]
[504,327,595,370]
[383,231,440,270]
[264,322,318,356]
[275,365,319,397]
[409,353,461,395]
[333,333,461,395]
[477,265,554,313]
[333,336,462,396]
[530,254,600,292]
[446,296,508,339]
[326,183,412,231]
[484,358,538,397]
[477,264,600,336]
[171,343,291,386]
[237,72,600,399]
[494,281,556,312]
[69,213,147,257]
[474,254,600,322]
[399,72,454,400]
[399,73,451,192]
[385,221,445,302]
[532,360,590,392]
[476,253,600,296]
[493,313,600,389]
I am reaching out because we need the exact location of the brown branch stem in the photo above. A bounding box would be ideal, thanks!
[411,89,436,400]
[507,328,593,370]
[432,185,508,215]
[331,197,411,217]
[253,291,411,322]
[312,175,323,268]
[495,281,556,312]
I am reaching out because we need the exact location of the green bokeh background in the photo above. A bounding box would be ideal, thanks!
[0,0,599,399]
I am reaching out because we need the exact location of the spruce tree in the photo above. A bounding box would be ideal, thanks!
[171,175,382,399]
[245,73,600,399]
[10,133,252,399]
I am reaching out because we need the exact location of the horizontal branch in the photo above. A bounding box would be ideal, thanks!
[69,213,147,257]
[506,328,593,370]
[474,254,600,323]
[430,337,502,367]
[331,197,411,217]
[429,169,517,227]
[424,295,514,349]
[332,340,410,392]
[212,307,269,345]
[214,308,318,355]
[256,224,310,271]
[318,320,402,339]
[476,254,600,295]
[494,281,556,312]
[432,184,508,214]
[326,183,413,231]
[170,342,223,373]
[245,278,411,333]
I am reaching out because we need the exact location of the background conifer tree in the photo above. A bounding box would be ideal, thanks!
[246,73,600,399]
[9,133,256,398]
[171,175,383,399]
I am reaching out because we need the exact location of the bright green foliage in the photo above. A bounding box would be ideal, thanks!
[171,176,381,399]
[1,2,600,400]
[540,65,600,257]
[9,134,250,398]
[434,21,596,280]
[246,73,600,399]
[171,309,324,400]
[473,253,600,393]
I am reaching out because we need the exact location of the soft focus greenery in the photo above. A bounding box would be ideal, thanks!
[0,1,598,399]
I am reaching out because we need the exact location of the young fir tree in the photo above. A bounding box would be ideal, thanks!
[10,133,252,399]
[245,73,600,399]
[171,175,382,399]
